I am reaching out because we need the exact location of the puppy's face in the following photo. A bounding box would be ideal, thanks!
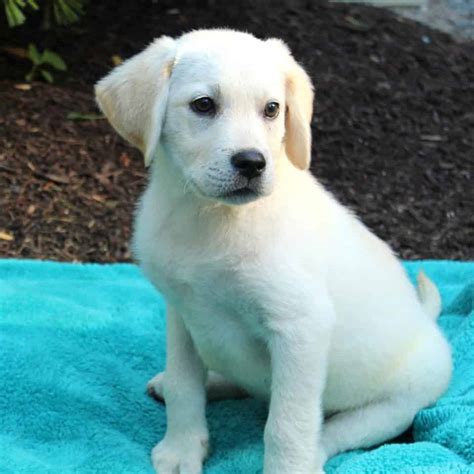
[163,46,286,204]
[96,30,314,206]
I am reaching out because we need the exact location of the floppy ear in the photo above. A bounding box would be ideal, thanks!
[267,38,314,170]
[95,36,176,167]
[285,60,314,170]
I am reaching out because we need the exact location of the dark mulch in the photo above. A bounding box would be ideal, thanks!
[1,1,473,262]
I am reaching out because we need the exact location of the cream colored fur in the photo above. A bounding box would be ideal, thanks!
[96,29,452,474]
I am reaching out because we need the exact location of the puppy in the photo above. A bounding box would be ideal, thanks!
[95,29,452,474]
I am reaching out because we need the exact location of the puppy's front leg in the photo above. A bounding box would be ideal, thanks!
[264,296,334,474]
[152,306,208,474]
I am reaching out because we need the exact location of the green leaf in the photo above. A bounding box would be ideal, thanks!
[40,69,54,83]
[4,4,16,27]
[67,0,85,10]
[27,0,39,9]
[5,0,26,27]
[28,43,41,65]
[69,0,84,16]
[41,50,67,71]
[67,112,105,121]
[54,0,81,24]
[25,70,35,82]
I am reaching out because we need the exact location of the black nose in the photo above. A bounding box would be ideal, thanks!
[231,150,266,179]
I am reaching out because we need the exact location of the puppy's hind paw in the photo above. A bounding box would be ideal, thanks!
[147,371,165,403]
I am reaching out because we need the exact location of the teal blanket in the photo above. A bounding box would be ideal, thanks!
[1,260,473,473]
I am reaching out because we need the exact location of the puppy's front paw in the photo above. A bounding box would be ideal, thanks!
[151,434,209,474]
[147,372,165,402]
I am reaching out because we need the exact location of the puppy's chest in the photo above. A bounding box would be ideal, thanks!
[145,244,271,381]
[158,253,267,333]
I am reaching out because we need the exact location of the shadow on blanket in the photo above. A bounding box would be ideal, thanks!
[0,260,472,473]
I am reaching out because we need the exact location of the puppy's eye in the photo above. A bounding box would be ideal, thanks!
[264,101,280,119]
[191,97,216,115]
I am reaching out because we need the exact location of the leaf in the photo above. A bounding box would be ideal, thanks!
[67,112,105,121]
[28,43,41,65]
[420,134,444,142]
[104,200,119,209]
[342,15,371,32]
[111,54,123,66]
[40,69,54,83]
[14,83,32,90]
[41,173,69,184]
[0,231,14,241]
[119,152,131,168]
[25,70,35,82]
[91,194,106,203]
[27,0,39,9]
[63,0,85,19]
[41,50,67,71]
[53,1,61,24]
[5,0,26,27]
[67,0,85,10]
[54,0,81,24]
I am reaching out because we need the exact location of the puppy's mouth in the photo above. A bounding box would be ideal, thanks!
[222,187,257,199]
[189,177,268,205]
[218,183,265,204]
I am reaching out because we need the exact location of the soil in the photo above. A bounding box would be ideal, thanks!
[1,1,473,262]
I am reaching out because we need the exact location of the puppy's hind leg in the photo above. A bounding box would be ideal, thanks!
[148,370,248,402]
[321,396,419,459]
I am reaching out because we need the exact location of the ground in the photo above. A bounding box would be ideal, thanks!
[0,1,473,262]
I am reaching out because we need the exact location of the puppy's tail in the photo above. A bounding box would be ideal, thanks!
[416,271,442,321]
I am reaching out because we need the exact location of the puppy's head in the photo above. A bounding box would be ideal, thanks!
[95,29,314,205]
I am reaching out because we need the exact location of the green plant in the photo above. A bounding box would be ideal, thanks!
[26,43,67,82]
[4,0,38,26]
[3,0,86,29]
[43,0,86,28]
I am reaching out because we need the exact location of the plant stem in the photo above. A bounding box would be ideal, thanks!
[42,0,52,30]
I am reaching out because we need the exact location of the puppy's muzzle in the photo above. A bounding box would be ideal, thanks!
[231,149,266,179]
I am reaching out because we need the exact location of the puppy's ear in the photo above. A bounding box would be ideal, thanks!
[285,61,314,170]
[95,36,176,167]
[267,39,314,170]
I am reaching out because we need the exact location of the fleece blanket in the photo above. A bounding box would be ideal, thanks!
[0,259,473,473]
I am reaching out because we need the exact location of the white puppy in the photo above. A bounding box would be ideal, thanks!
[95,29,452,474]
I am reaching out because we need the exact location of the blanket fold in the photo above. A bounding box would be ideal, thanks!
[0,259,472,473]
